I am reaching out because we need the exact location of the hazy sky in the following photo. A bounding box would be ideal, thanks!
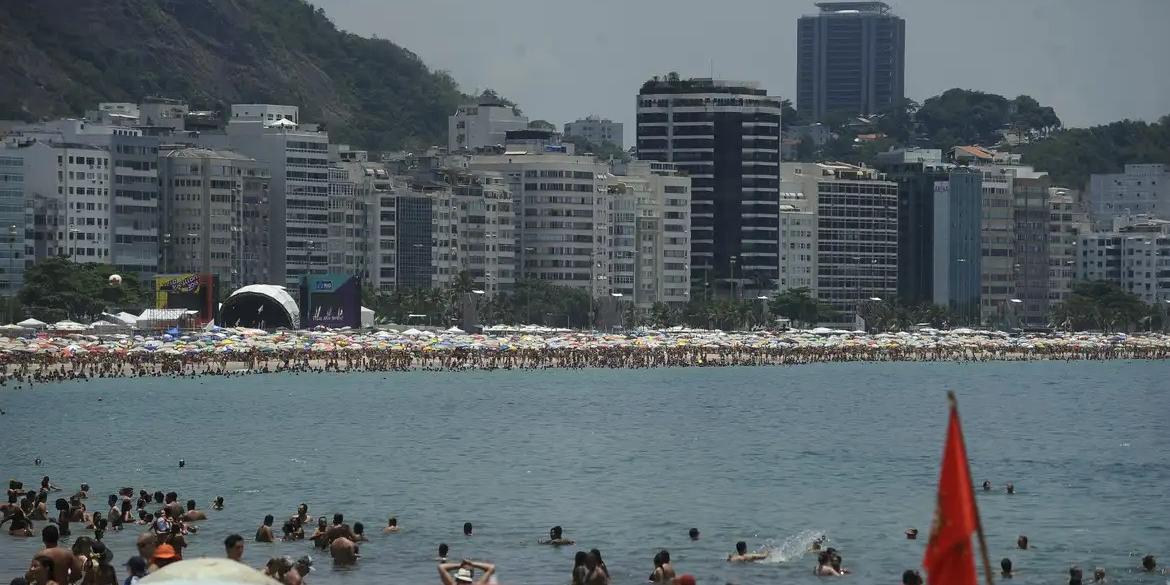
[314,0,1170,143]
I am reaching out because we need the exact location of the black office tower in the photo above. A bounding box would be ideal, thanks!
[797,2,905,121]
[636,77,783,296]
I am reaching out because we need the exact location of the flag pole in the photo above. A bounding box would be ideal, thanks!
[949,390,996,585]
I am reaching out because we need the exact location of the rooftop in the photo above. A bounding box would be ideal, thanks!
[814,2,893,14]
[639,77,768,97]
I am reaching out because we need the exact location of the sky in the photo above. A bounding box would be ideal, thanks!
[313,0,1170,144]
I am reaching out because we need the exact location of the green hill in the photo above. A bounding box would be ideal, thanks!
[0,0,468,150]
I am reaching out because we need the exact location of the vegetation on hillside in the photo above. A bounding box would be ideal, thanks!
[0,0,471,150]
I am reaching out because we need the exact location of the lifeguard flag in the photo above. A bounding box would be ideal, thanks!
[923,394,981,585]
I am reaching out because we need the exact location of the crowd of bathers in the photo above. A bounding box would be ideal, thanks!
[4,336,1170,385]
[4,476,1165,585]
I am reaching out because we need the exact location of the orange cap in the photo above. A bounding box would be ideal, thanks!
[153,543,177,560]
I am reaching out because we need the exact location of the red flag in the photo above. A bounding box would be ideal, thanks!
[923,396,981,585]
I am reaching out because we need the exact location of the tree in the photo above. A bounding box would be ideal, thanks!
[769,288,831,327]
[1051,280,1149,331]
[1016,116,1170,189]
[17,257,147,322]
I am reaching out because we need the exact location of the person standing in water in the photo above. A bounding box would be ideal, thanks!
[256,515,276,542]
[438,560,495,585]
[728,541,767,562]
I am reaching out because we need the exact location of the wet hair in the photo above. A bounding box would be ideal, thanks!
[41,524,60,545]
[1001,558,1012,572]
[332,513,343,525]
[107,494,118,507]
[660,550,670,563]
[224,534,244,551]
[80,484,89,491]
[122,500,131,513]
[153,491,164,503]
[818,551,832,565]
[186,499,196,510]
[439,543,449,557]
[264,514,275,526]
[551,525,562,538]
[574,551,587,567]
[353,522,364,535]
[1017,535,1029,549]
[653,552,663,567]
[54,497,69,511]
[589,549,604,564]
[214,496,224,505]
[1143,555,1156,571]
[72,536,95,556]
[317,517,327,528]
[463,522,473,535]
[902,569,922,585]
[165,492,177,503]
[736,541,748,554]
[1069,565,1083,585]
[387,517,397,527]
[688,527,699,539]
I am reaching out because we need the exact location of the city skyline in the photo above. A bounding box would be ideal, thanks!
[313,0,1170,145]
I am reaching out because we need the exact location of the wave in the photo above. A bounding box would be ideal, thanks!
[758,529,826,564]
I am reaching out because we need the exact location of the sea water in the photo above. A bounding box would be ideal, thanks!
[1,361,1168,584]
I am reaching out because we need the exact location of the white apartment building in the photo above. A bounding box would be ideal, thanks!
[465,152,615,298]
[564,116,625,149]
[778,191,817,293]
[1088,163,1170,229]
[610,160,691,308]
[448,101,529,152]
[0,154,24,295]
[438,168,516,296]
[976,169,1016,324]
[158,147,271,290]
[10,139,113,264]
[1047,187,1090,306]
[1077,214,1170,304]
[790,162,898,325]
[200,104,330,285]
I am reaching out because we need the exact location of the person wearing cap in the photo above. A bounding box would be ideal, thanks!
[151,544,179,570]
[123,556,146,585]
[439,560,495,585]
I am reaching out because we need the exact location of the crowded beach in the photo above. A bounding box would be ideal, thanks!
[2,322,1169,383]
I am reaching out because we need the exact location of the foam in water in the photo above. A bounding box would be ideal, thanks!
[758,529,827,564]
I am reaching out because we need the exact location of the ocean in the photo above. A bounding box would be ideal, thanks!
[1,361,1168,584]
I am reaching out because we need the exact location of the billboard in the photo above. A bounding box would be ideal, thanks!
[155,273,219,325]
[299,273,362,329]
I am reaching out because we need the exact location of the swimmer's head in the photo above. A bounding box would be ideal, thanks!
[298,503,308,514]
[80,484,89,492]
[550,525,562,539]
[153,491,164,504]
[165,492,177,504]
[186,499,196,511]
[1093,567,1105,582]
[736,541,747,555]
[317,517,327,529]
[264,514,274,526]
[1070,565,1083,584]
[574,551,587,567]
[689,528,700,540]
[906,528,918,540]
[1006,482,1015,494]
[107,495,117,507]
[388,517,397,527]
[653,552,663,567]
[660,550,670,564]
[902,569,923,585]
[982,480,991,491]
[1017,535,1029,549]
[332,513,343,525]
[1001,558,1012,574]
[353,522,364,535]
[1142,555,1156,571]
[438,543,449,558]
[463,522,473,536]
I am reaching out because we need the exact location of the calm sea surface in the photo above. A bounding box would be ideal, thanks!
[2,362,1168,585]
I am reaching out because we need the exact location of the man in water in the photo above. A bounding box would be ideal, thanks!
[982,480,992,491]
[539,526,574,546]
[123,556,147,585]
[436,543,449,562]
[727,541,767,562]
[1142,555,1157,572]
[322,513,356,548]
[814,551,841,576]
[1001,557,1013,578]
[183,500,206,522]
[225,534,245,562]
[1093,567,1106,582]
[329,536,358,565]
[29,525,81,585]
[463,522,473,536]
[257,515,276,542]
[1006,482,1015,494]
[649,551,676,583]
[1069,565,1084,585]
[905,528,918,540]
[901,569,923,585]
[438,560,495,585]
[688,528,699,541]
[1017,535,1029,550]
[383,517,400,533]
[212,496,224,511]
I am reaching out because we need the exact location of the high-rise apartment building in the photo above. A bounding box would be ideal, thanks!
[797,2,905,120]
[158,147,271,290]
[1077,214,1170,305]
[1047,187,1090,307]
[610,160,692,308]
[637,77,783,296]
[777,189,818,294]
[782,162,897,325]
[201,104,330,286]
[564,116,625,149]
[1087,163,1170,230]
[467,151,615,299]
[0,154,24,296]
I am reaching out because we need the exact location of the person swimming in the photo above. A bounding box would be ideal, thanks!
[1017,535,1029,550]
[383,517,399,533]
[1001,557,1013,578]
[728,541,767,563]
[688,528,699,541]
[539,525,574,546]
[814,551,842,576]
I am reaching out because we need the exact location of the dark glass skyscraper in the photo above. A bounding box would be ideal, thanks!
[636,77,783,296]
[797,2,905,121]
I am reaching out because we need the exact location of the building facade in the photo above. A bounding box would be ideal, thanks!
[0,154,23,296]
[108,133,160,277]
[158,147,270,291]
[1047,187,1089,307]
[807,162,898,325]
[611,160,692,308]
[467,152,615,299]
[1087,163,1170,230]
[448,101,529,152]
[931,169,983,322]
[637,77,783,296]
[797,1,906,120]
[1077,215,1170,305]
[564,116,625,149]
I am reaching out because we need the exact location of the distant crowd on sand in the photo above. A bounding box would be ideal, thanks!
[3,341,1169,385]
[4,475,1165,585]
